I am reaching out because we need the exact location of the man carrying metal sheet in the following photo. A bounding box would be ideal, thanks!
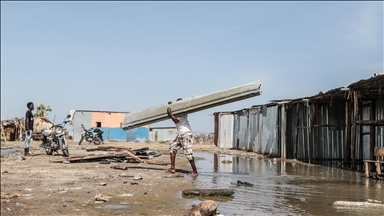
[165,98,199,177]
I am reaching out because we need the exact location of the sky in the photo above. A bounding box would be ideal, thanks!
[1,1,383,133]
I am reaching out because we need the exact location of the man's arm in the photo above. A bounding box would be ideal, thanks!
[167,107,179,124]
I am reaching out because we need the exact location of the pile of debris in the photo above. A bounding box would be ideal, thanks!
[49,146,166,166]
[1,118,24,142]
[1,117,53,141]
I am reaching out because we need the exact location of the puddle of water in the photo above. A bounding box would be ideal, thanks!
[102,204,132,210]
[1,148,23,156]
[191,152,384,216]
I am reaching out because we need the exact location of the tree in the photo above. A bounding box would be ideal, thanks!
[34,103,53,118]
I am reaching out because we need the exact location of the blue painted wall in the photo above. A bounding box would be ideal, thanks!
[126,127,149,141]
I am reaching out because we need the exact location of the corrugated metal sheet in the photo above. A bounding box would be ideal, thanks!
[126,127,149,142]
[72,111,92,142]
[213,75,383,174]
[217,113,234,149]
[149,127,177,141]
[234,110,249,150]
[376,99,384,147]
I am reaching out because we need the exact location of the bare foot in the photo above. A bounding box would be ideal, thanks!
[188,172,198,177]
[164,168,175,173]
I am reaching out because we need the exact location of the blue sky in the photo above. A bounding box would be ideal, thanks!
[1,1,383,133]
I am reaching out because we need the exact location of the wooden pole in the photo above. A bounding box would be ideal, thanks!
[294,103,300,159]
[359,102,364,162]
[278,105,282,157]
[309,102,315,164]
[370,100,376,160]
[315,103,319,160]
[344,100,350,163]
[283,104,288,159]
[351,91,359,170]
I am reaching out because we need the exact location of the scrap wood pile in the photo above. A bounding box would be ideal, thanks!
[1,118,24,142]
[49,146,167,166]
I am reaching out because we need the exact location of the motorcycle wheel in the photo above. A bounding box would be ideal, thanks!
[79,137,84,145]
[94,137,102,145]
[45,148,53,155]
[62,148,69,157]
[61,139,69,157]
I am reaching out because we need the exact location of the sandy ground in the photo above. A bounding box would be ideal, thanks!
[1,140,222,216]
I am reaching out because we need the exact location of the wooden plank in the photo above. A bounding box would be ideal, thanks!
[86,146,147,152]
[49,153,130,163]
[124,151,144,163]
[122,80,262,130]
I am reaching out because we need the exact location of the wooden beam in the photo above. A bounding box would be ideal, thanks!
[359,102,364,162]
[294,103,300,159]
[355,119,384,125]
[370,100,376,160]
[309,103,315,164]
[344,100,350,163]
[351,91,359,170]
[315,103,319,160]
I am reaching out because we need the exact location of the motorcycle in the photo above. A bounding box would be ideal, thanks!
[78,124,104,145]
[40,114,71,157]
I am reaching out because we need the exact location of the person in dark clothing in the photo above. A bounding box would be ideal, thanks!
[24,102,34,156]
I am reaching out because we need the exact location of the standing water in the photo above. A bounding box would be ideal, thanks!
[187,152,384,216]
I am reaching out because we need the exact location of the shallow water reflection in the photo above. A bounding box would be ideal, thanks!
[191,152,384,216]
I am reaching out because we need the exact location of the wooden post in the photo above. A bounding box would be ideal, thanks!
[283,104,288,159]
[294,103,300,159]
[351,91,359,170]
[315,103,319,160]
[359,102,364,162]
[277,105,282,157]
[309,102,315,164]
[344,100,350,163]
[370,100,376,160]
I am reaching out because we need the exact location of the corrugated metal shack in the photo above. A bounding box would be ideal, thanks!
[70,110,149,142]
[213,74,384,171]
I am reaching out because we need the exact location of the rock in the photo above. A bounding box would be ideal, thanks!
[188,200,218,216]
[133,174,142,180]
[100,182,106,186]
[94,193,111,202]
[63,161,70,164]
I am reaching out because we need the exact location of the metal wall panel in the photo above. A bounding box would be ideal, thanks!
[218,114,234,149]
[126,127,149,142]
[149,128,177,141]
[247,108,261,153]
[108,128,128,141]
[261,105,279,156]
[376,99,384,147]
[72,111,92,142]
[236,111,249,151]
